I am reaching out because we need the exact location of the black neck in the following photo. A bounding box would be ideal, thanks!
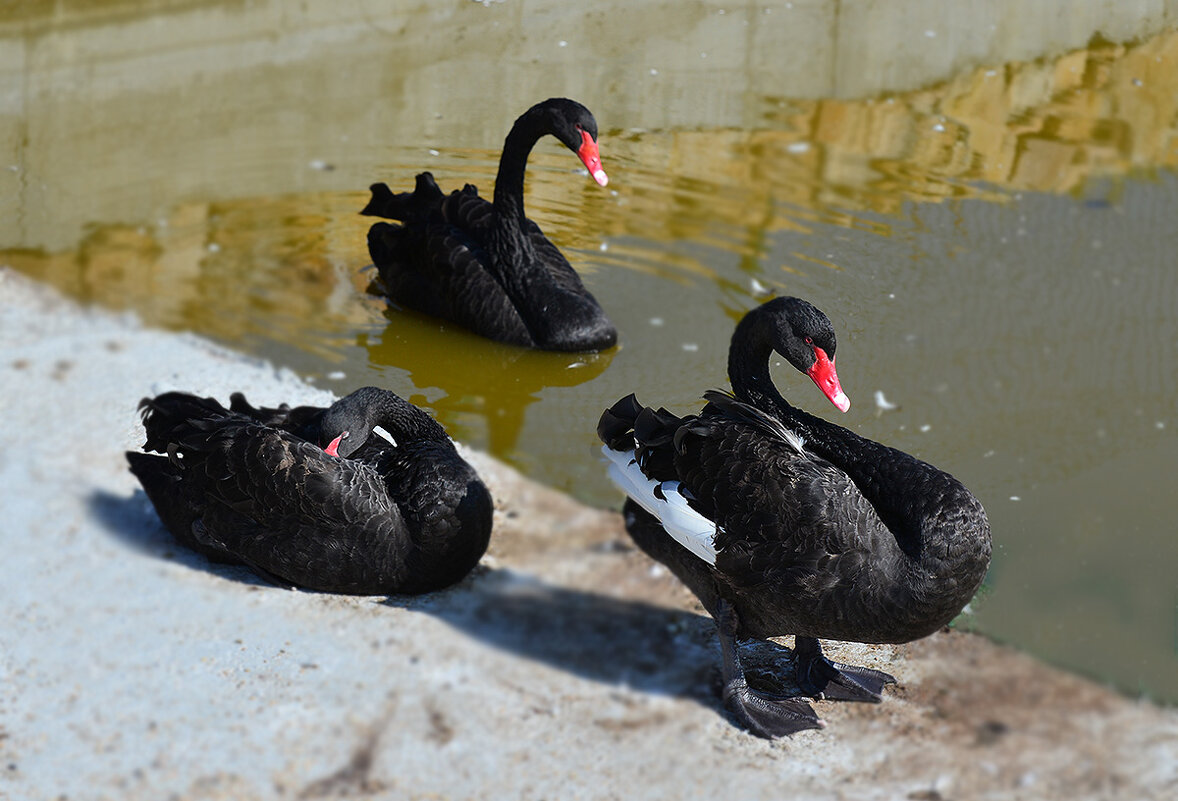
[482,111,608,349]
[483,111,549,302]
[333,387,449,446]
[727,320,967,562]
[375,393,448,444]
[492,115,542,228]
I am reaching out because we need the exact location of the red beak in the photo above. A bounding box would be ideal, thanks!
[577,129,609,187]
[806,347,850,412]
[324,433,346,457]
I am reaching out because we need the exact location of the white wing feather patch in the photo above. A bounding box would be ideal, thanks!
[371,425,397,447]
[602,446,720,566]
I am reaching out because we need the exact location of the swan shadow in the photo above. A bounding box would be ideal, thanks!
[87,487,277,589]
[89,490,794,705]
[387,568,727,703]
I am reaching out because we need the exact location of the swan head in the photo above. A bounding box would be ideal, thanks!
[318,386,448,459]
[531,98,609,187]
[755,297,851,413]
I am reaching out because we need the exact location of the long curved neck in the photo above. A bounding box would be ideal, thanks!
[482,112,608,349]
[484,113,553,305]
[371,393,449,445]
[332,388,449,448]
[727,323,987,566]
[492,114,543,230]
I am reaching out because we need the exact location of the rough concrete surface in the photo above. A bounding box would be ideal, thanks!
[2,267,1176,801]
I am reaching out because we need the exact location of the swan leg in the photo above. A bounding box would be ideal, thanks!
[793,636,895,703]
[715,600,824,738]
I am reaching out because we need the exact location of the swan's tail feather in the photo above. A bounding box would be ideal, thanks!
[227,392,326,439]
[596,392,644,450]
[227,392,299,426]
[137,393,231,454]
[598,393,688,475]
[598,395,721,565]
[632,405,681,450]
[360,173,445,221]
[631,405,683,478]
[359,182,399,218]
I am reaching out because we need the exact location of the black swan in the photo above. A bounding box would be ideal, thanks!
[126,386,493,595]
[361,97,617,352]
[597,297,991,737]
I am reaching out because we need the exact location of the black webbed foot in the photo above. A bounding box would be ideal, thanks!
[714,599,827,738]
[722,676,824,738]
[794,636,896,702]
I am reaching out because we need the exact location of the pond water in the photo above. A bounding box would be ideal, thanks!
[3,1,1176,704]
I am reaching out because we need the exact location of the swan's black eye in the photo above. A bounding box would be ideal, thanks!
[804,336,814,346]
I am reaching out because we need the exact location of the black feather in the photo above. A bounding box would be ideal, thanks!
[361,98,616,352]
[126,387,493,594]
[597,297,992,737]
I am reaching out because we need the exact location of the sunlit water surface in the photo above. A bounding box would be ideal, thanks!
[3,2,1177,704]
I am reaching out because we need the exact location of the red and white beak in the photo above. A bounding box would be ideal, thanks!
[323,432,348,457]
[806,347,850,412]
[577,129,609,187]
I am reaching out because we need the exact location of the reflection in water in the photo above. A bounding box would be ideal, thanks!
[8,31,1178,360]
[363,308,614,457]
[596,31,1178,283]
[2,194,377,358]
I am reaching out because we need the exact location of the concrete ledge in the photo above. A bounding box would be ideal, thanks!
[2,267,1174,800]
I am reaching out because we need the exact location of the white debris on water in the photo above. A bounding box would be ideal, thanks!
[873,390,898,411]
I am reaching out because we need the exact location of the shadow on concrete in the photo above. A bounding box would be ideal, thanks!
[89,488,796,711]
[88,487,275,589]
[388,568,727,704]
